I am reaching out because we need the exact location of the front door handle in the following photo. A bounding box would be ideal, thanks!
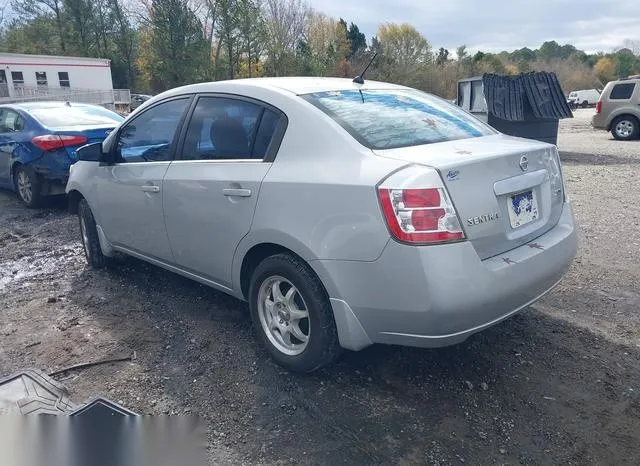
[223,188,252,197]
[141,185,160,193]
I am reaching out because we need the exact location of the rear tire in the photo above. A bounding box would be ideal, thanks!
[14,165,43,208]
[581,100,589,108]
[78,199,110,268]
[611,115,639,141]
[248,253,342,373]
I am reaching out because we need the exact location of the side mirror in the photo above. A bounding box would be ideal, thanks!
[76,142,104,162]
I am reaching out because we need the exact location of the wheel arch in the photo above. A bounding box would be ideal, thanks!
[67,189,84,214]
[235,235,339,303]
[237,240,371,352]
[607,111,640,131]
[10,160,26,186]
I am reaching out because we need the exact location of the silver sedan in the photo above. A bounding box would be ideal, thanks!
[66,77,578,372]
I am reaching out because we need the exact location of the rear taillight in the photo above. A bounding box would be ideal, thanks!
[378,167,465,245]
[595,100,602,113]
[32,134,88,151]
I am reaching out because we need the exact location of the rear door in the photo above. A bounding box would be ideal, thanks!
[163,95,287,288]
[94,97,192,262]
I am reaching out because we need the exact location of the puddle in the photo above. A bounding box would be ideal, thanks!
[0,245,81,291]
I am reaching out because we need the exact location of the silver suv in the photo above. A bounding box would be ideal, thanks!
[592,76,640,140]
[67,78,577,372]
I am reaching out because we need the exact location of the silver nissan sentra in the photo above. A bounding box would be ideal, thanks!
[66,77,578,372]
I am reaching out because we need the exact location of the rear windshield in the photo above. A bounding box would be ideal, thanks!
[30,106,124,128]
[303,89,495,150]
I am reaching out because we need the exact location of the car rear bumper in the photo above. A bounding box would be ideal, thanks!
[591,114,607,130]
[30,151,73,194]
[315,202,577,351]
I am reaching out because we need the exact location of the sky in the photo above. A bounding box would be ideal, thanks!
[309,0,640,55]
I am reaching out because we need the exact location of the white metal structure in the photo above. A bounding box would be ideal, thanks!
[0,53,129,108]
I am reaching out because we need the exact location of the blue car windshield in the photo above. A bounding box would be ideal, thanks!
[303,89,495,150]
[30,105,124,128]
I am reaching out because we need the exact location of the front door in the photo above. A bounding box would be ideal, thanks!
[95,97,191,262]
[163,95,286,288]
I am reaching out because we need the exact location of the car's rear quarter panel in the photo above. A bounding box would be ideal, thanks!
[230,86,405,293]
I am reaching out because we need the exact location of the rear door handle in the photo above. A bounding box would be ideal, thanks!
[223,188,252,197]
[141,185,160,193]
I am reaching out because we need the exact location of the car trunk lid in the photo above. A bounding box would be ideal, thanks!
[373,134,565,259]
[51,125,116,160]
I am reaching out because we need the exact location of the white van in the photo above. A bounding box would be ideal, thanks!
[567,89,601,108]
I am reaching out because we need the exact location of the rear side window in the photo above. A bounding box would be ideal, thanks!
[303,89,495,150]
[30,106,124,127]
[253,109,282,158]
[609,83,636,100]
[0,109,25,133]
[182,97,270,160]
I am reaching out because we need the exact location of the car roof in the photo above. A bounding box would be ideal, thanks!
[157,77,412,99]
[608,77,640,85]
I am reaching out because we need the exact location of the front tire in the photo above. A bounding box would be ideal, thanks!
[78,199,110,268]
[14,165,43,208]
[611,116,639,141]
[248,254,342,373]
[581,100,589,108]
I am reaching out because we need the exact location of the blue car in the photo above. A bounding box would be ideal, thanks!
[0,102,124,207]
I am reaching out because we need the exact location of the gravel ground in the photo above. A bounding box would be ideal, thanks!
[1,108,639,465]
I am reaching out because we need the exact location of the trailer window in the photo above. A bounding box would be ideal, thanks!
[58,72,70,87]
[35,72,47,86]
[11,72,24,88]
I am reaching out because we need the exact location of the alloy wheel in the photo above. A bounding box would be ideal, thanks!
[257,276,310,356]
[16,170,33,204]
[615,120,634,139]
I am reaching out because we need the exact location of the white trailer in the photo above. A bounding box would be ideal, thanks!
[0,52,129,108]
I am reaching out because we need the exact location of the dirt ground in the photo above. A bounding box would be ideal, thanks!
[1,108,639,465]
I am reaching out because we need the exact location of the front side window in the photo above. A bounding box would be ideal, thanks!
[11,72,24,88]
[116,98,189,163]
[35,72,47,86]
[58,72,70,87]
[609,83,636,100]
[303,89,495,150]
[182,97,265,160]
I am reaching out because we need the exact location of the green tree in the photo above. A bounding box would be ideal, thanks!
[347,22,366,58]
[143,0,209,91]
[238,0,265,78]
[11,0,67,51]
[377,22,432,84]
[217,0,241,79]
[63,0,94,55]
[614,48,638,78]
[436,47,449,66]
[107,0,136,88]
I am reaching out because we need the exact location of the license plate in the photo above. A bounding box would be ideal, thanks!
[508,190,539,228]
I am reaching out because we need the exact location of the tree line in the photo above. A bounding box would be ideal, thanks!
[2,0,640,97]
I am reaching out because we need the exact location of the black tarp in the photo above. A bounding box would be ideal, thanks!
[482,72,573,121]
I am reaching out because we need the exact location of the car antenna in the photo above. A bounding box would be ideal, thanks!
[352,52,378,84]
